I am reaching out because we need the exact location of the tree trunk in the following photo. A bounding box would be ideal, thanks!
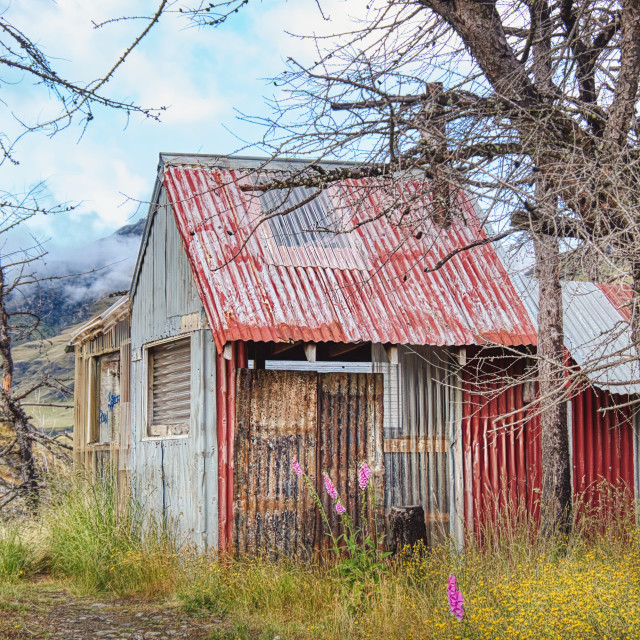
[533,231,571,534]
[0,266,39,509]
[531,1,571,536]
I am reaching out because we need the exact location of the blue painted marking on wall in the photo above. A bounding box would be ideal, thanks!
[107,392,120,410]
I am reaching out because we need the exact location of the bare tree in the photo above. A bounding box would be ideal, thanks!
[0,190,77,509]
[0,0,256,509]
[183,0,640,532]
[0,3,175,509]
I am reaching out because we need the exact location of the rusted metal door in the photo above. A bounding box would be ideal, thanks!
[234,369,318,555]
[234,369,384,556]
[316,372,385,553]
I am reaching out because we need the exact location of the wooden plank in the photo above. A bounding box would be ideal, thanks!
[426,511,450,523]
[326,342,363,358]
[384,436,449,453]
[268,341,301,357]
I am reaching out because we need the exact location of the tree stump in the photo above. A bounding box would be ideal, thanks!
[388,505,427,554]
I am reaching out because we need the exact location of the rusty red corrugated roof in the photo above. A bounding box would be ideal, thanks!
[596,282,632,322]
[162,160,537,352]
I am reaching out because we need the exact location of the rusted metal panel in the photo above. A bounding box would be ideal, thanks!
[234,369,318,555]
[232,369,384,556]
[161,158,537,353]
[316,372,385,553]
[597,282,632,322]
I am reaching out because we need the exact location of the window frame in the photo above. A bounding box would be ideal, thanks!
[87,350,122,446]
[143,334,192,440]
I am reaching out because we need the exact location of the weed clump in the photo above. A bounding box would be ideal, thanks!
[40,470,178,597]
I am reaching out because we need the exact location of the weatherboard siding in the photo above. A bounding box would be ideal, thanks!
[130,188,218,549]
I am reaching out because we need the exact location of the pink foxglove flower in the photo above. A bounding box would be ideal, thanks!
[323,474,338,500]
[358,462,371,490]
[291,459,302,477]
[335,501,346,515]
[447,575,465,621]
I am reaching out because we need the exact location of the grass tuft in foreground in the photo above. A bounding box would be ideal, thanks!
[0,525,34,581]
[38,470,178,597]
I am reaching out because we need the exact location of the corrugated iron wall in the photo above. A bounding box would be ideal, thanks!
[462,352,636,531]
[571,385,635,511]
[130,191,219,549]
[462,355,541,532]
[375,345,455,545]
[262,349,457,544]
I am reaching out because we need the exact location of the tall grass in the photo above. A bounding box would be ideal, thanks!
[39,470,178,597]
[0,525,34,581]
[0,472,638,639]
[177,495,640,640]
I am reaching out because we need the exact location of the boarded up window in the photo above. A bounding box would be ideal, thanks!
[91,352,121,444]
[147,337,191,437]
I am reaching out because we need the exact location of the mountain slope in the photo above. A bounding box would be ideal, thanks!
[11,218,146,432]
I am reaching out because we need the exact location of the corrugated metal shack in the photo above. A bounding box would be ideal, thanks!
[70,295,131,492]
[72,152,640,553]
[123,152,538,551]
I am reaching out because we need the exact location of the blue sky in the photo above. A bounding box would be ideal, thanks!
[2,0,354,254]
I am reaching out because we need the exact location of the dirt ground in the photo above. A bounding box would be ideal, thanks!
[0,583,221,640]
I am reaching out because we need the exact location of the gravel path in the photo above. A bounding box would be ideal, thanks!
[0,586,220,640]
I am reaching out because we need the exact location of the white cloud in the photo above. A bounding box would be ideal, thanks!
[0,0,366,252]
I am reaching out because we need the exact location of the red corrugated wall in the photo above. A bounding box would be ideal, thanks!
[571,384,635,513]
[462,356,541,532]
[463,356,635,531]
